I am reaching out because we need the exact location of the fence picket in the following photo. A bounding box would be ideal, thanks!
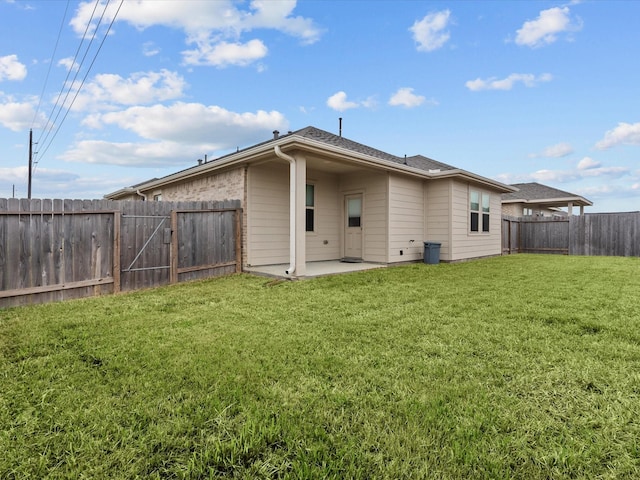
[503,212,640,258]
[0,199,241,308]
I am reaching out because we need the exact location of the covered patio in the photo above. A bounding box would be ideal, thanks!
[245,260,386,279]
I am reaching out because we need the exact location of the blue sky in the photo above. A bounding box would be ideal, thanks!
[1,0,639,212]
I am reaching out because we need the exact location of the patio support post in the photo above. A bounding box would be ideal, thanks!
[568,202,573,216]
[274,145,307,277]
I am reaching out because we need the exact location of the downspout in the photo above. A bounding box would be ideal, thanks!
[136,189,147,201]
[274,145,296,275]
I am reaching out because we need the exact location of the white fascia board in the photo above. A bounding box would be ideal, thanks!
[104,188,134,199]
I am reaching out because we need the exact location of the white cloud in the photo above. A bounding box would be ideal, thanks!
[327,91,359,112]
[0,165,134,199]
[242,0,322,45]
[0,165,78,188]
[388,88,425,108]
[580,166,629,178]
[94,102,286,141]
[58,57,79,72]
[62,140,204,167]
[142,42,160,57]
[465,73,552,91]
[0,94,46,131]
[62,102,288,166]
[497,162,630,185]
[72,70,187,112]
[0,55,27,81]
[410,10,451,52]
[182,39,268,68]
[577,157,600,170]
[595,122,640,150]
[515,6,582,48]
[0,166,29,183]
[70,0,322,67]
[530,142,574,158]
[543,142,573,158]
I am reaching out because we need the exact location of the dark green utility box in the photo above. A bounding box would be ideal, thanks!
[423,242,441,264]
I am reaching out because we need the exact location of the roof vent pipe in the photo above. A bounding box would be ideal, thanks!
[197,159,203,165]
[273,130,280,140]
[339,117,342,137]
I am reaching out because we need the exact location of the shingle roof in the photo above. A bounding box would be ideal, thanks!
[290,126,457,171]
[108,125,504,199]
[502,182,592,205]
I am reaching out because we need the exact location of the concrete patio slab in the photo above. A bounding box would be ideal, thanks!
[246,260,386,279]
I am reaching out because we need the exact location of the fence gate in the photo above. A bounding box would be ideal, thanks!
[119,206,172,292]
[118,203,242,292]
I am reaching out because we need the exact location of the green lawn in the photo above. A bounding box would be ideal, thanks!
[1,255,640,479]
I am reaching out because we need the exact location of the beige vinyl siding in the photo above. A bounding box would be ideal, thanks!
[450,180,502,260]
[306,169,341,261]
[388,175,424,262]
[247,162,290,266]
[340,171,388,263]
[424,179,452,261]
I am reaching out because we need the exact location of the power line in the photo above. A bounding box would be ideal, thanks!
[37,0,125,164]
[35,0,104,164]
[30,0,71,130]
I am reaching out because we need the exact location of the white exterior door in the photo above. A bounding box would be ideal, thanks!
[344,194,363,259]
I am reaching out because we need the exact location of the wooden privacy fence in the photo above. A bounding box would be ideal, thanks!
[502,212,640,257]
[0,198,242,308]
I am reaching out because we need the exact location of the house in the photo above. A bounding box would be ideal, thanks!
[106,126,517,276]
[501,182,592,218]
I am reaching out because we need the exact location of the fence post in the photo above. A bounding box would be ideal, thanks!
[113,210,121,293]
[170,210,178,284]
[235,208,242,273]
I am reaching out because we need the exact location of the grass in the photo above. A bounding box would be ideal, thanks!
[1,254,640,479]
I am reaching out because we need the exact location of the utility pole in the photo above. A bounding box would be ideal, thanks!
[28,128,33,199]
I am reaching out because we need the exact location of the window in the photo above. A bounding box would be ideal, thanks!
[153,193,162,201]
[523,207,533,216]
[470,190,490,233]
[347,196,362,227]
[306,184,315,232]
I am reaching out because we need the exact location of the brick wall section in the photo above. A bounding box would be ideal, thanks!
[158,167,249,268]
[502,203,521,217]
[159,168,245,203]
[502,203,564,218]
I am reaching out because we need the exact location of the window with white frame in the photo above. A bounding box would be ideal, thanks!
[470,189,490,233]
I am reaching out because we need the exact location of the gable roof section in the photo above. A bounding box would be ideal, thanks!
[105,126,515,198]
[502,182,592,207]
[292,126,457,171]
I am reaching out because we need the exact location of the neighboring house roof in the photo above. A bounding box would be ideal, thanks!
[105,126,515,198]
[502,182,592,207]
